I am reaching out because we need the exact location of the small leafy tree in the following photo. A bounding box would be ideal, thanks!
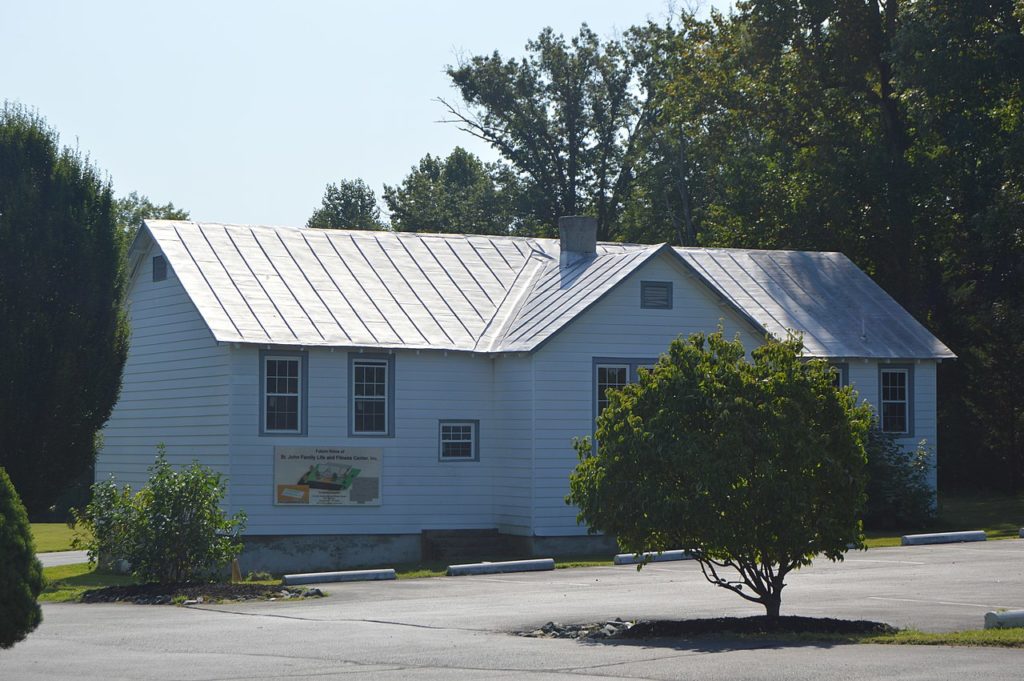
[0,467,44,648]
[73,448,246,584]
[863,426,935,529]
[568,332,873,618]
[306,178,385,230]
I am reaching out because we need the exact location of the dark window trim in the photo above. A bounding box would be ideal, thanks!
[878,364,914,437]
[438,420,480,462]
[348,352,396,438]
[259,349,308,436]
[640,280,673,309]
[592,357,658,428]
[152,255,168,282]
[831,362,850,388]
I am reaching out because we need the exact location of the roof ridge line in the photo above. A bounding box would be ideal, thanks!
[474,253,548,353]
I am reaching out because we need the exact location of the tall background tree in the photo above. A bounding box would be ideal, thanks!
[307,178,386,230]
[440,4,1023,491]
[600,2,1023,493]
[383,147,539,235]
[442,25,650,239]
[0,102,129,515]
[114,191,189,238]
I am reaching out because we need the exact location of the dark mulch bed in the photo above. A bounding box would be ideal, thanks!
[620,616,897,639]
[520,616,896,641]
[81,583,322,605]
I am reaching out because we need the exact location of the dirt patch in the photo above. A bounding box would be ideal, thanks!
[80,583,324,605]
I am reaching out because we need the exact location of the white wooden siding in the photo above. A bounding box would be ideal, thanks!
[228,348,498,535]
[492,355,534,535]
[848,360,939,492]
[97,245,231,489]
[530,254,764,536]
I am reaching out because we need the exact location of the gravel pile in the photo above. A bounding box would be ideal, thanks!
[519,619,633,639]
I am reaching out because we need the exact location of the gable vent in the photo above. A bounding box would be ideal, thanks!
[641,281,672,309]
[152,255,167,282]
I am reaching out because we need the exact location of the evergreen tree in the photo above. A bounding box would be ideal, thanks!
[0,103,129,514]
[0,467,44,648]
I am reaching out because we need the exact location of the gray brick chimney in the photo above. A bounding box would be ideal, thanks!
[558,215,597,265]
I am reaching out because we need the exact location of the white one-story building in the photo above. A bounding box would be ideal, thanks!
[98,217,954,572]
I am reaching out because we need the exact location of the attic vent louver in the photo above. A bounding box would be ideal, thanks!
[152,255,167,282]
[641,281,672,309]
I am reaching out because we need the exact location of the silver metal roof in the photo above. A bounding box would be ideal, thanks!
[134,221,953,360]
[674,248,955,360]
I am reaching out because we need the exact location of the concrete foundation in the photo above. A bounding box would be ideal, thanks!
[239,534,422,574]
[238,532,618,574]
[525,534,618,557]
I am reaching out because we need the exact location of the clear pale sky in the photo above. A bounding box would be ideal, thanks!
[2,1,725,226]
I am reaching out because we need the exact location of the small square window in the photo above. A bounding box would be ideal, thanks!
[439,421,478,461]
[641,281,672,309]
[153,255,167,282]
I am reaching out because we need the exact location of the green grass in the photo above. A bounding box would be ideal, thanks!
[40,562,135,603]
[864,628,1024,647]
[31,523,85,553]
[39,563,283,603]
[863,492,1024,547]
[728,627,1024,648]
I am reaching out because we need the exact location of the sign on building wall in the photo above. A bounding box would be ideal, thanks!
[274,446,382,506]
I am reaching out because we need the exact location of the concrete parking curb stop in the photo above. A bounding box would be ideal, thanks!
[283,568,396,585]
[446,558,555,576]
[613,550,693,565]
[984,610,1024,629]
[900,530,987,546]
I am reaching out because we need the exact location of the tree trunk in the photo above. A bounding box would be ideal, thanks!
[763,592,782,619]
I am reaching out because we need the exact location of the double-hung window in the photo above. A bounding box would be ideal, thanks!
[261,352,306,435]
[594,358,656,425]
[596,364,630,418]
[350,354,394,436]
[439,421,479,461]
[879,366,912,435]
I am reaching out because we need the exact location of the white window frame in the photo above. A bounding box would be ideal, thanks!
[830,362,849,389]
[350,356,393,436]
[879,366,913,436]
[438,420,479,462]
[593,357,657,427]
[596,363,630,419]
[261,353,304,435]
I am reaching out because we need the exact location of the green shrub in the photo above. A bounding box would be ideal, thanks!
[569,332,873,619]
[863,425,935,529]
[73,448,246,584]
[0,467,44,648]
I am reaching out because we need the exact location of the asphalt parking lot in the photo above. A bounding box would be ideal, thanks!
[4,541,1023,680]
